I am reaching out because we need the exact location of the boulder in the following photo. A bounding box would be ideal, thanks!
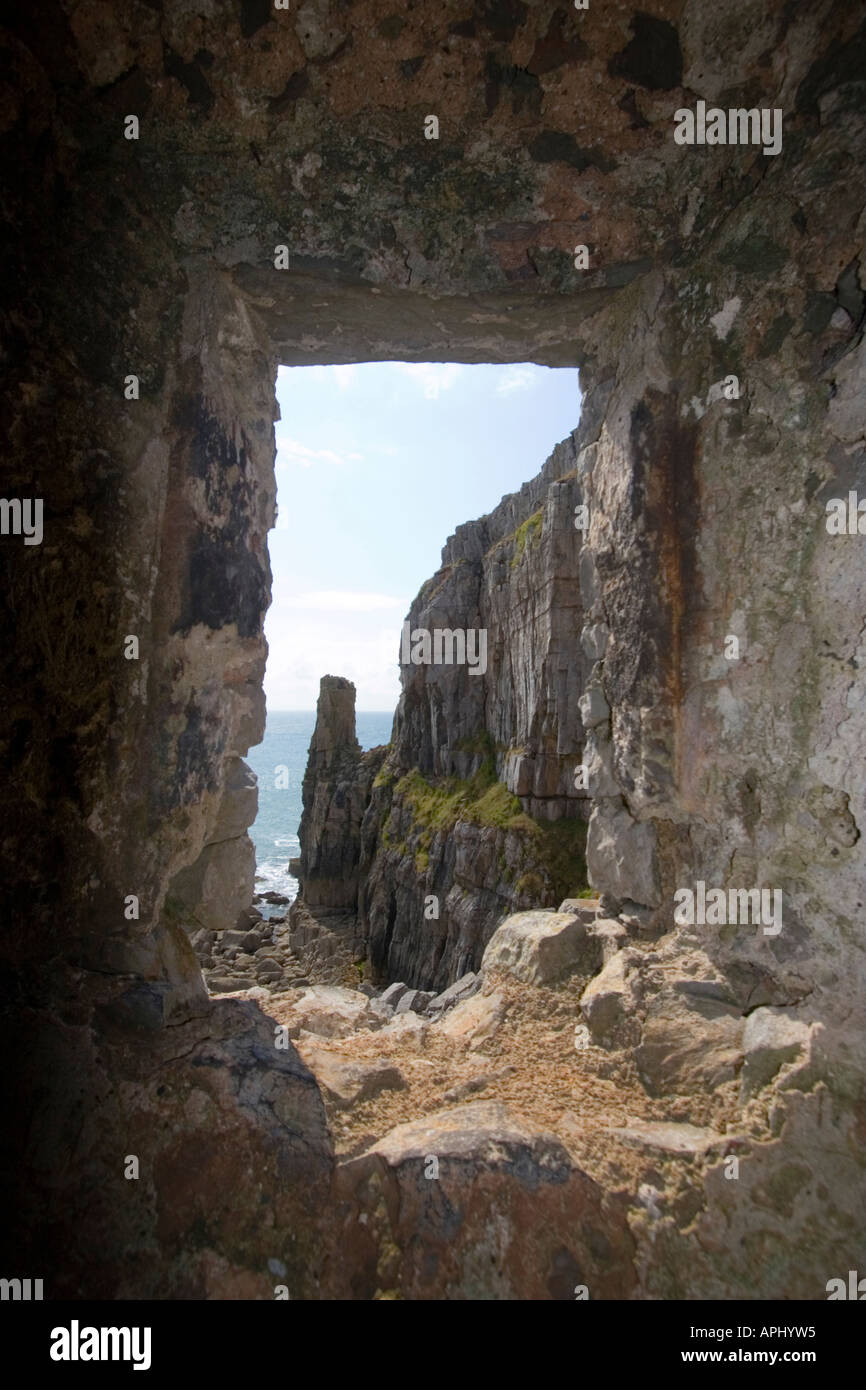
[270,985,379,1040]
[394,988,422,1014]
[395,988,436,1015]
[588,916,628,963]
[369,1101,567,1170]
[439,990,507,1048]
[334,1101,636,1299]
[219,929,250,951]
[218,984,271,1003]
[302,1048,407,1109]
[380,982,410,1008]
[579,951,638,1042]
[242,929,270,952]
[672,976,735,1004]
[635,993,745,1096]
[235,906,264,931]
[608,1119,727,1159]
[482,910,604,985]
[377,1012,429,1048]
[207,975,254,994]
[426,972,479,1017]
[558,898,601,916]
[368,998,395,1025]
[740,1007,813,1096]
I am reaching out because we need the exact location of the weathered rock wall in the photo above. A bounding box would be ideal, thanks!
[579,244,866,1003]
[294,428,597,990]
[1,233,336,1294]
[2,0,864,1300]
[357,428,595,988]
[393,432,586,803]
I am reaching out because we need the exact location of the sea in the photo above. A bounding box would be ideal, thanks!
[244,709,394,914]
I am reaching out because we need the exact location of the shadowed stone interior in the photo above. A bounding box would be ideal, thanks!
[1,0,864,1299]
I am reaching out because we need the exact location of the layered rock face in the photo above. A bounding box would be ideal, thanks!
[392,434,586,806]
[2,0,865,1300]
[359,435,593,987]
[293,445,594,989]
[297,676,387,910]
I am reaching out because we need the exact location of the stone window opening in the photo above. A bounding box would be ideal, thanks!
[169,320,588,1004]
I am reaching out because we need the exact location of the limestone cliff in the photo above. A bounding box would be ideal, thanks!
[3,0,865,1304]
[293,432,596,990]
[363,434,595,989]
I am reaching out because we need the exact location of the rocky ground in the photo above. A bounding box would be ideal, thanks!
[195,895,811,1293]
[194,890,371,994]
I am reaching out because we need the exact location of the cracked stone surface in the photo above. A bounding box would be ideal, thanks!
[1,0,864,1300]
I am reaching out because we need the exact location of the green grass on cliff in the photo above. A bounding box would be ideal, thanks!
[396,766,502,831]
[509,508,543,569]
[392,764,589,901]
[395,752,511,829]
[372,761,397,790]
[454,728,500,758]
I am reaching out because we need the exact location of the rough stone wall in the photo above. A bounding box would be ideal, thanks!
[356,430,593,989]
[572,258,866,1294]
[292,432,597,990]
[2,0,864,1299]
[393,432,586,805]
[580,234,866,984]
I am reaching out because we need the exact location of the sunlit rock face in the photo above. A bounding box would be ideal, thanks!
[355,431,593,989]
[1,0,864,1299]
[292,435,596,990]
[393,433,587,806]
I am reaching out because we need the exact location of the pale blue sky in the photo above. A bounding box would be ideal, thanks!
[266,361,581,710]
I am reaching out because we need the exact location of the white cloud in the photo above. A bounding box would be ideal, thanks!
[275,588,408,613]
[263,608,403,710]
[278,364,328,386]
[497,365,537,395]
[275,435,362,470]
[332,364,357,390]
[394,363,463,399]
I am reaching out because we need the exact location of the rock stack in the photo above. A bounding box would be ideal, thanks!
[295,675,388,911]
